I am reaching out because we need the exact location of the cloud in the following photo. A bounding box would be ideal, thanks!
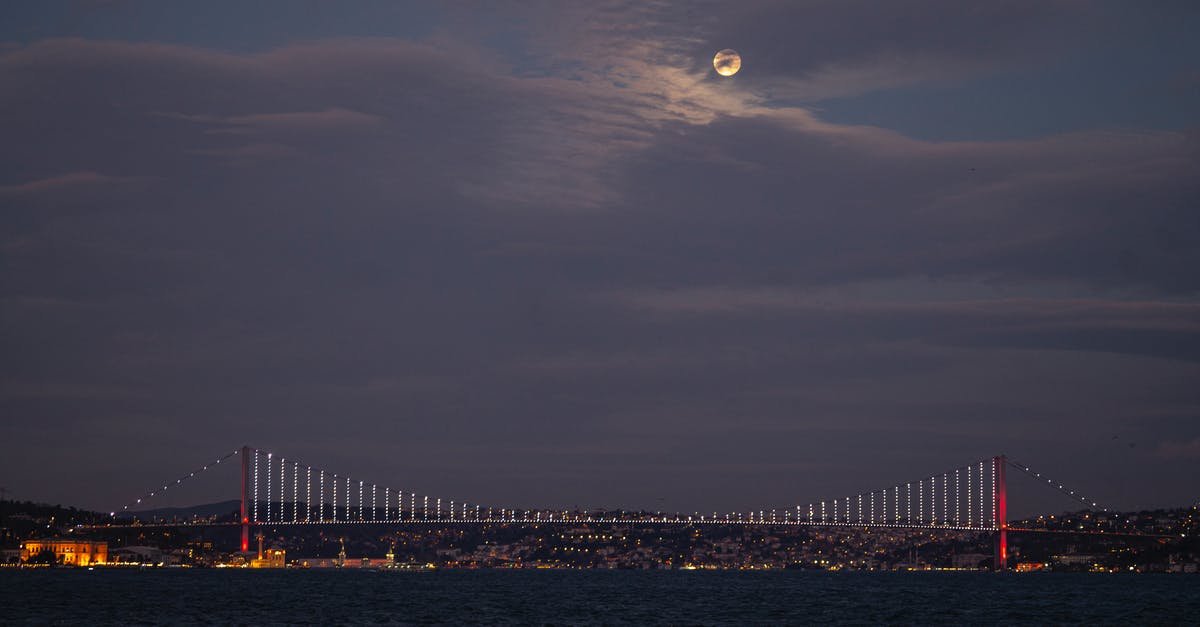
[1157,437,1200,460]
[604,285,1200,361]
[604,111,1200,293]
[0,171,146,195]
[1,6,1198,511]
[161,107,385,135]
[609,286,1199,322]
[507,0,1092,103]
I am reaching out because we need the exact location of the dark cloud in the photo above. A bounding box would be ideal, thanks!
[1,4,1198,514]
[513,0,1093,101]
[606,288,1200,360]
[0,171,149,195]
[705,0,1086,87]
[599,113,1200,293]
[1157,436,1200,460]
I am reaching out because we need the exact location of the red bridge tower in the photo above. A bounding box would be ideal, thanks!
[993,454,1007,571]
[240,445,250,552]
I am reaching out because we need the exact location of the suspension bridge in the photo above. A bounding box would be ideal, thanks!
[99,446,1117,571]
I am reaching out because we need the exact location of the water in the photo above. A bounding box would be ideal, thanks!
[2,570,1197,624]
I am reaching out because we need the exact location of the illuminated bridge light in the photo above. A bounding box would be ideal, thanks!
[306,467,312,522]
[955,469,960,525]
[280,457,286,524]
[106,448,1118,548]
[917,479,924,522]
[942,474,948,526]
[266,452,273,523]
[966,465,971,528]
[980,461,985,527]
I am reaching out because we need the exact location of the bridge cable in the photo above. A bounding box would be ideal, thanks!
[112,448,242,518]
[1006,458,1108,513]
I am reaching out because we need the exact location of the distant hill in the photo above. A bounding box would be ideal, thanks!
[121,499,241,520]
[1,499,106,524]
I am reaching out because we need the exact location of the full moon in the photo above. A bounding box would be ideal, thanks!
[713,49,741,77]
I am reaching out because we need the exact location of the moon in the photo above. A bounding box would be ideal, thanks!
[713,49,741,77]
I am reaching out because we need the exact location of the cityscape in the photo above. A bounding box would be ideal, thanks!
[3,448,1198,573]
[3,497,1197,573]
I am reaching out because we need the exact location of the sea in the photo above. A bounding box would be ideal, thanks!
[2,569,1198,625]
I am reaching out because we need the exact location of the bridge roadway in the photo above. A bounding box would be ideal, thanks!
[78,519,1180,539]
[79,518,998,531]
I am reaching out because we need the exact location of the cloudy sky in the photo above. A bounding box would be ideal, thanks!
[2,1,1198,516]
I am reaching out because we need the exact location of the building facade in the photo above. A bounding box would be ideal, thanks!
[22,539,108,566]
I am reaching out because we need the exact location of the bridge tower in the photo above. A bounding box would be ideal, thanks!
[240,445,250,552]
[993,454,1007,571]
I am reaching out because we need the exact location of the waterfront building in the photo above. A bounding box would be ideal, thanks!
[108,546,164,565]
[21,538,107,566]
[249,532,286,568]
[250,547,287,568]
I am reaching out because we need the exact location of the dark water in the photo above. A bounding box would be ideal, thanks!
[2,569,1198,625]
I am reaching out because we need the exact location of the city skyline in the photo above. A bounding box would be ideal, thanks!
[2,1,1198,514]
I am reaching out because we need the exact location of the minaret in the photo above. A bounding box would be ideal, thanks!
[336,537,347,568]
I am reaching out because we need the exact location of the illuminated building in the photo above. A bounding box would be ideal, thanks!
[249,532,286,568]
[21,538,107,566]
[250,548,286,568]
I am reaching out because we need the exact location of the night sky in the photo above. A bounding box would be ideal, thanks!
[2,1,1198,516]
